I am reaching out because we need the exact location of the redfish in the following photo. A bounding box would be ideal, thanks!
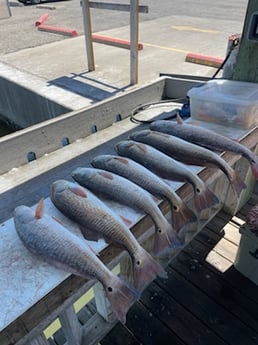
[91,154,197,232]
[150,115,258,180]
[115,140,219,212]
[72,167,183,255]
[50,180,167,290]
[14,199,138,324]
[129,129,246,198]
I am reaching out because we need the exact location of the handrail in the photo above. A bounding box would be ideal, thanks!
[80,0,148,85]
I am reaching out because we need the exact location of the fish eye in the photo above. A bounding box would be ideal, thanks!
[173,205,179,211]
[107,286,113,292]
[136,260,141,265]
[196,188,201,194]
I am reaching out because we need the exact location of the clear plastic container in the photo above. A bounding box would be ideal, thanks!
[187,79,258,129]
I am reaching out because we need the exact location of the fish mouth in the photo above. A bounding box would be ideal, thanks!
[130,130,150,140]
[92,155,111,165]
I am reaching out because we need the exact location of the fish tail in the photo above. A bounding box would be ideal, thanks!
[229,170,246,197]
[152,221,183,257]
[133,248,168,291]
[171,202,197,232]
[194,185,219,212]
[105,275,139,324]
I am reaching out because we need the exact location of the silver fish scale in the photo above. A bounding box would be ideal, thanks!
[51,185,141,256]
[14,206,112,284]
[72,167,171,232]
[92,155,182,206]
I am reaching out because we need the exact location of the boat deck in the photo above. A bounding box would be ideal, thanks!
[48,188,258,345]
[103,189,258,345]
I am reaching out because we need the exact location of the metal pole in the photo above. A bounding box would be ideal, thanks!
[130,0,139,85]
[81,0,95,71]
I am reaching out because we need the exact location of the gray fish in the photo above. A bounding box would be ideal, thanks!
[50,180,167,290]
[14,199,138,324]
[72,167,182,255]
[91,154,197,232]
[129,129,246,198]
[150,115,258,180]
[115,140,219,212]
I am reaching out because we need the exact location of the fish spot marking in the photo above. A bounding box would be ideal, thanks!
[137,143,147,153]
[99,171,114,180]
[69,186,88,198]
[115,157,129,165]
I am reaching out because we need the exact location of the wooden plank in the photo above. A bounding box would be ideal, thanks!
[94,283,113,322]
[81,0,95,71]
[58,305,82,345]
[77,300,96,325]
[28,333,50,345]
[156,266,258,345]
[81,313,117,345]
[0,277,93,345]
[207,216,241,245]
[171,250,258,333]
[101,322,142,345]
[185,237,258,305]
[125,301,185,345]
[140,282,228,345]
[89,2,148,13]
[130,0,139,85]
[0,0,11,19]
[197,228,238,262]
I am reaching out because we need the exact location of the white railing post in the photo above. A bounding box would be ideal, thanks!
[130,0,139,85]
[81,0,95,71]
[59,305,82,345]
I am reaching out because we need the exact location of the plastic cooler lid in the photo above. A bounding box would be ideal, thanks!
[187,79,258,104]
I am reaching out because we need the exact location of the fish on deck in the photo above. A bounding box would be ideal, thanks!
[50,180,168,291]
[72,167,183,256]
[14,199,138,324]
[129,129,246,198]
[91,154,197,233]
[150,115,258,180]
[115,140,219,213]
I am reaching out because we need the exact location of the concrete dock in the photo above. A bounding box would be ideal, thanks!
[0,1,247,112]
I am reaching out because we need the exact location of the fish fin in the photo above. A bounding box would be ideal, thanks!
[230,170,246,197]
[176,113,184,124]
[69,186,87,198]
[105,275,139,324]
[194,186,219,212]
[152,224,183,257]
[79,226,103,242]
[133,249,168,291]
[35,198,44,219]
[172,202,197,232]
[119,215,133,227]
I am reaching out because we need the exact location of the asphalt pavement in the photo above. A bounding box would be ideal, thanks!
[0,0,248,108]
